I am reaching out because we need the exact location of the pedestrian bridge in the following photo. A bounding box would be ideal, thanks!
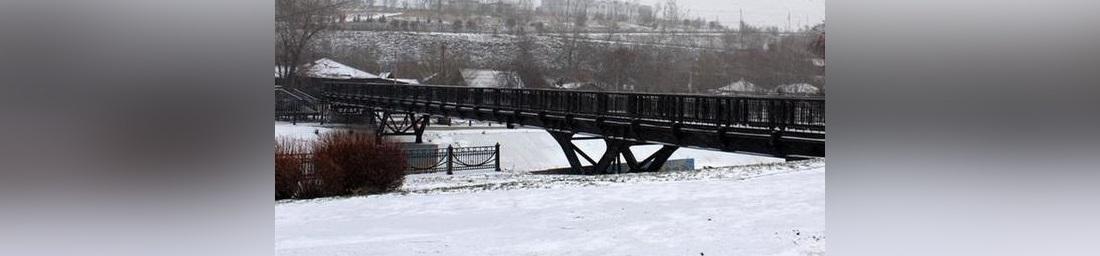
[322,82,824,174]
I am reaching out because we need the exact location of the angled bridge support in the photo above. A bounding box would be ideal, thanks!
[548,131,680,175]
[370,110,431,144]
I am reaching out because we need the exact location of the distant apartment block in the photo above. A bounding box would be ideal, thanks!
[539,0,653,23]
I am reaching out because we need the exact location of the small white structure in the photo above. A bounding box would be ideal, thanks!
[460,69,524,88]
[389,78,421,85]
[775,83,821,95]
[717,79,759,95]
[811,58,826,67]
[557,82,587,90]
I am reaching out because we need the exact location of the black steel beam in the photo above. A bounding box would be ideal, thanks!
[322,82,825,158]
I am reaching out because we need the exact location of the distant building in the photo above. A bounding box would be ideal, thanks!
[277,58,410,95]
[441,0,526,13]
[540,0,650,23]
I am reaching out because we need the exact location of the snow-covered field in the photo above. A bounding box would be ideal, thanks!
[276,159,825,255]
[275,122,823,255]
[275,122,783,172]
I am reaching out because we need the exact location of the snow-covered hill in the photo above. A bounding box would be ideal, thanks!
[323,31,721,70]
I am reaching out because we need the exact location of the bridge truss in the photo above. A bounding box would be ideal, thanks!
[323,82,825,174]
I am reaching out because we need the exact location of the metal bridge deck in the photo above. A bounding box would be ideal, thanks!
[323,82,825,159]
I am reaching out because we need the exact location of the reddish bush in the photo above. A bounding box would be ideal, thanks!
[275,138,308,200]
[312,131,408,196]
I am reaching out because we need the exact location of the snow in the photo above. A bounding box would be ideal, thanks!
[391,78,421,84]
[275,121,822,255]
[775,83,821,94]
[275,122,784,172]
[414,128,782,171]
[557,82,587,89]
[719,78,759,93]
[459,69,523,88]
[344,12,403,22]
[275,161,825,255]
[811,58,826,67]
[275,122,335,143]
[300,58,380,80]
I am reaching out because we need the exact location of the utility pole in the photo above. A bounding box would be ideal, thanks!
[787,10,791,32]
[440,43,447,82]
[739,9,744,49]
[688,70,694,93]
[393,37,399,85]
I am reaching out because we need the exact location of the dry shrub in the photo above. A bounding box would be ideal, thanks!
[312,131,408,196]
[275,137,309,200]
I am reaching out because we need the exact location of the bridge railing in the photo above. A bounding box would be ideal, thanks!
[406,145,501,175]
[324,82,824,133]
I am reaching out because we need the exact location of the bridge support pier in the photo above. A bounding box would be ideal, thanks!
[371,111,431,143]
[548,131,679,175]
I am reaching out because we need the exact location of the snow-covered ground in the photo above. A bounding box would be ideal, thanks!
[275,122,824,255]
[275,122,783,172]
[276,160,824,255]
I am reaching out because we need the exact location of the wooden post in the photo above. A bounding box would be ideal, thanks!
[446,145,454,175]
[494,143,501,172]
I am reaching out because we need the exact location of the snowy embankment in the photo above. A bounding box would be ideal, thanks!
[276,161,825,256]
[275,122,783,172]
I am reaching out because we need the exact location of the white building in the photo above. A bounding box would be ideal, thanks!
[540,0,649,22]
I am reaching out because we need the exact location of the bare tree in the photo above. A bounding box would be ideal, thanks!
[276,0,350,86]
[420,43,469,85]
[511,35,548,88]
[661,0,681,28]
[319,41,383,74]
[691,50,727,92]
[595,46,639,91]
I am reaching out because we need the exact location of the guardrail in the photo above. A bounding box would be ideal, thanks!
[406,145,501,175]
[324,82,825,133]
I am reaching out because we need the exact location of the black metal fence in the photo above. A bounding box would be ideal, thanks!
[275,86,323,123]
[324,82,825,133]
[406,145,501,175]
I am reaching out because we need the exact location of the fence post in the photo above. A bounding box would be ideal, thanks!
[494,143,501,172]
[446,145,454,175]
